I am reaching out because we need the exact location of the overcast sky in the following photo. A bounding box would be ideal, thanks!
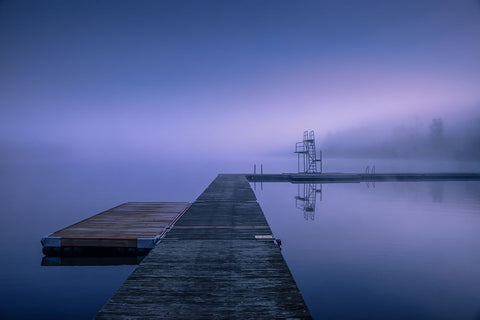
[1,0,479,161]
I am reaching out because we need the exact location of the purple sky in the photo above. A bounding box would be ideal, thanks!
[1,0,479,161]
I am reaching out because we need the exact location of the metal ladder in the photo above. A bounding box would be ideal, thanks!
[295,130,322,173]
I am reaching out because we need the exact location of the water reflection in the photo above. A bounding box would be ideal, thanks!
[41,247,147,266]
[42,256,145,266]
[290,180,458,221]
[295,183,322,220]
[430,182,444,202]
[41,239,152,266]
[255,180,480,320]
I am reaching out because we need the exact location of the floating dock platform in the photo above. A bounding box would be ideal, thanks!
[41,202,190,257]
[96,174,311,319]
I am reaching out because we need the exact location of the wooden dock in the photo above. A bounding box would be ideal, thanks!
[41,202,190,256]
[96,174,312,319]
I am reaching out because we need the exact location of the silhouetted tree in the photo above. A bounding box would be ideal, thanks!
[429,118,444,151]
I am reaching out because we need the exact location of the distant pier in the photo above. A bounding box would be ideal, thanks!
[246,172,480,183]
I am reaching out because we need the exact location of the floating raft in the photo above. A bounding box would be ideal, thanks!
[41,202,190,256]
[96,174,312,319]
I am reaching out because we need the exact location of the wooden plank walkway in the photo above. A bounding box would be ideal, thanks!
[41,202,190,255]
[96,174,311,319]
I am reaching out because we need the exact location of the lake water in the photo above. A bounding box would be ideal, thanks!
[0,158,479,319]
[255,180,480,319]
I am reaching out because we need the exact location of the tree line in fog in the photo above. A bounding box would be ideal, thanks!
[320,115,480,160]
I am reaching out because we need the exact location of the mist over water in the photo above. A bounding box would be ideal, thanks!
[320,111,480,161]
[1,0,480,318]
[1,0,480,166]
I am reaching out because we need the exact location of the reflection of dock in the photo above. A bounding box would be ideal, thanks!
[41,202,190,257]
[41,255,145,266]
[247,172,480,183]
[96,174,311,319]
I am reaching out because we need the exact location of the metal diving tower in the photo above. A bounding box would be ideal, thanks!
[294,130,323,173]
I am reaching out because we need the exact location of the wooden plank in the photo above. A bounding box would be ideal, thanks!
[42,202,190,250]
[96,174,311,319]
[97,240,310,319]
[60,238,137,248]
[196,174,257,202]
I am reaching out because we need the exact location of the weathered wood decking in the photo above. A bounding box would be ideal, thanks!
[41,202,190,256]
[96,174,311,319]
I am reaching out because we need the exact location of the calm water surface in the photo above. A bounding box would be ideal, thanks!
[0,160,218,319]
[0,158,479,319]
[255,180,480,319]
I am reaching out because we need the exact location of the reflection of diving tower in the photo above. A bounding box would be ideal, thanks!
[294,130,322,173]
[295,184,322,220]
